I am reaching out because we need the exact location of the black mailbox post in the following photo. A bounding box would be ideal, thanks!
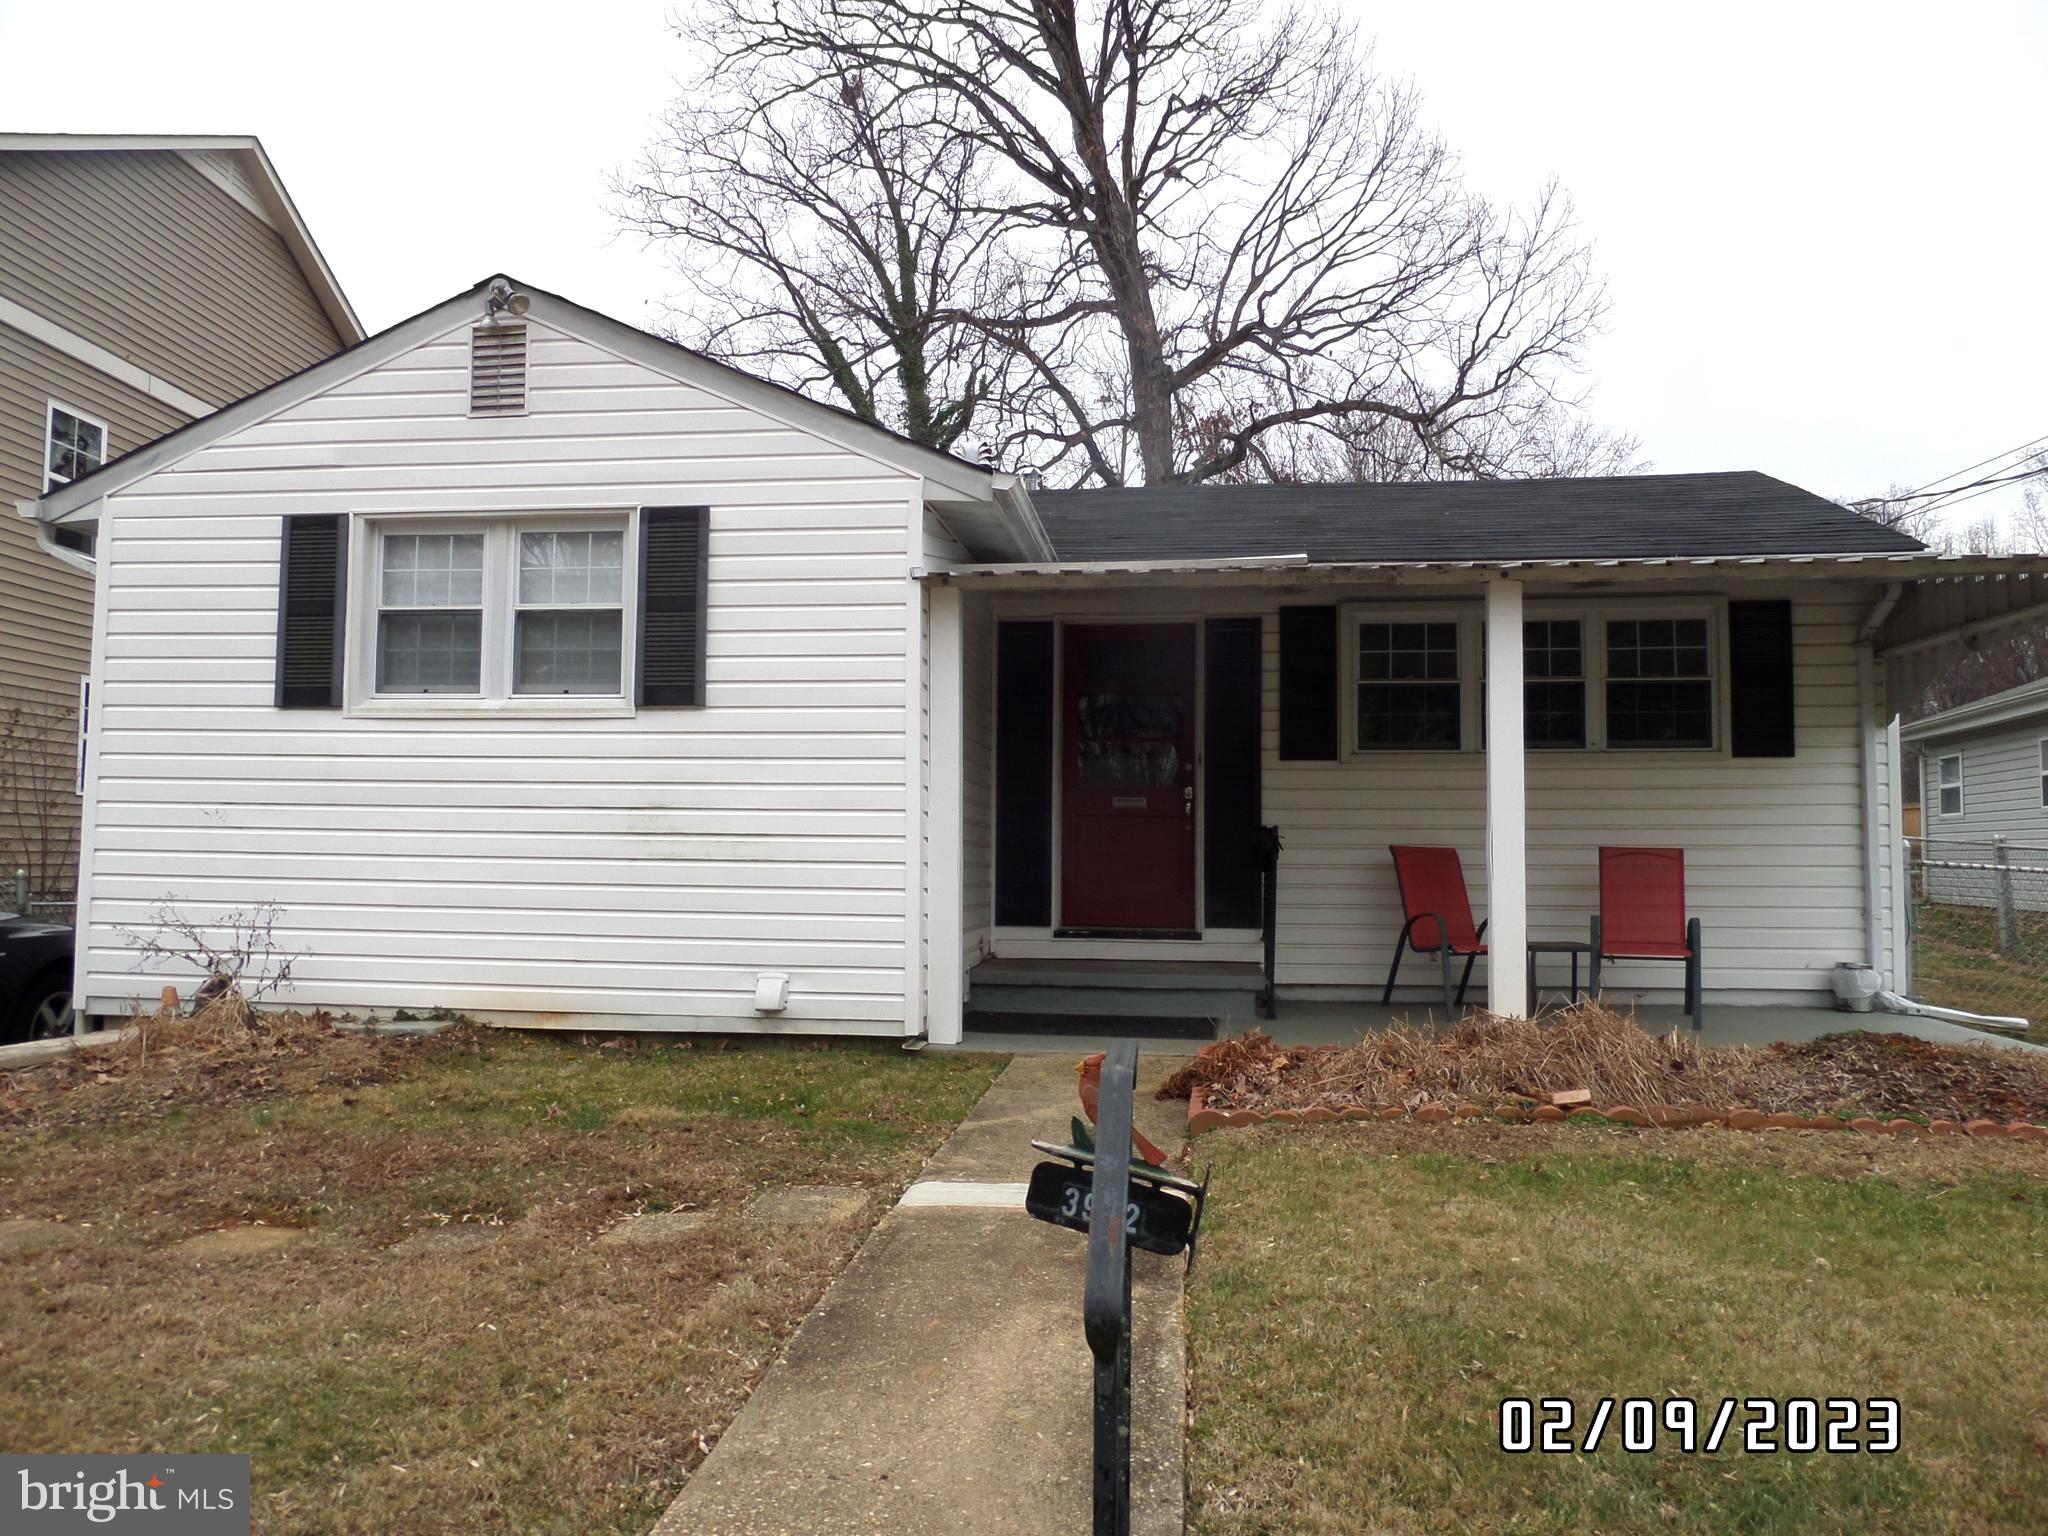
[1024,1041,1207,1536]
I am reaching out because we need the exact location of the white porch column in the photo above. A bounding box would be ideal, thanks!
[925,584,967,1045]
[1484,576,1529,1017]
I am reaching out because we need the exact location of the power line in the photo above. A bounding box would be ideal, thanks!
[1892,463,2045,512]
[1920,470,2045,520]
[1894,429,2048,502]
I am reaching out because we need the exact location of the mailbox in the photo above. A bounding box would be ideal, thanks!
[1024,1042,1207,1536]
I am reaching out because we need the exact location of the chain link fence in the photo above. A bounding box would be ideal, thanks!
[1907,836,2048,1031]
[7,867,74,924]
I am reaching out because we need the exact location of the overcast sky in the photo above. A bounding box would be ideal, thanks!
[4,0,2043,534]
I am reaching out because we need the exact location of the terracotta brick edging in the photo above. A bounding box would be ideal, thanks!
[1185,1086,2047,1143]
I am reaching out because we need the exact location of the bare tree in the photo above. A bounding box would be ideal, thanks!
[616,45,1010,452]
[1888,455,2048,720]
[651,0,1629,486]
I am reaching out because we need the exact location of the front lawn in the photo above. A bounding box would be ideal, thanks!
[1188,1122,2048,1535]
[0,1023,1002,1535]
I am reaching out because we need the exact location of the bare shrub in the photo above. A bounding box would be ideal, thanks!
[118,900,298,1017]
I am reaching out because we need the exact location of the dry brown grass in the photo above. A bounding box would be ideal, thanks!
[0,1019,1003,1535]
[1162,1004,2048,1123]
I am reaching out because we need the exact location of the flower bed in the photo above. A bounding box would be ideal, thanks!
[1162,1005,2048,1140]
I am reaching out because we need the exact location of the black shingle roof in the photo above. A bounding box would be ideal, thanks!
[1031,471,1920,564]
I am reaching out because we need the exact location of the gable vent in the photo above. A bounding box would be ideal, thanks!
[470,324,527,415]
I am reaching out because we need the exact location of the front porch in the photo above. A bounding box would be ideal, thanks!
[921,532,2048,1049]
[949,992,2043,1055]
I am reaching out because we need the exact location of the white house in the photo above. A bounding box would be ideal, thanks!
[32,275,2048,1041]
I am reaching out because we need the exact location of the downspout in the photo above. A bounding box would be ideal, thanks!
[1856,583,1903,986]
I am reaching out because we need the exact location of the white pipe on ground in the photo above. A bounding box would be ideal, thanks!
[1875,989,2029,1035]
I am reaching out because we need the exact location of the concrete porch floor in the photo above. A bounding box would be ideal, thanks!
[949,1000,2046,1055]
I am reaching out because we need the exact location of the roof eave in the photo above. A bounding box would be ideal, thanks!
[34,275,1007,522]
[924,550,2035,584]
[1900,679,2048,742]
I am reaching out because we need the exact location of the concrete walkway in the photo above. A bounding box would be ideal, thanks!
[651,1054,1192,1536]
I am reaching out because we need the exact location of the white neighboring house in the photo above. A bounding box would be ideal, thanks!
[31,275,2048,1040]
[1903,677,2048,910]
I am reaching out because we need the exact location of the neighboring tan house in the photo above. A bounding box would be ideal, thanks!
[1,133,360,904]
[1902,678,2048,908]
[31,275,2048,1036]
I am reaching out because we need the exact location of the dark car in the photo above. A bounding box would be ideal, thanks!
[0,915,75,1043]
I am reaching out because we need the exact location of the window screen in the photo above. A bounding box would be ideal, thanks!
[514,530,625,694]
[376,532,484,693]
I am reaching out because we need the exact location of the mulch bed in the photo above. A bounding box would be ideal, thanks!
[0,1004,432,1131]
[1159,1005,2048,1128]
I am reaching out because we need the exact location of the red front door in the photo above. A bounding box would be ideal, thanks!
[1060,623,1198,933]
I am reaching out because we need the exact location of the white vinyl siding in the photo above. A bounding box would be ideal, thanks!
[78,316,923,1031]
[987,583,1874,1005]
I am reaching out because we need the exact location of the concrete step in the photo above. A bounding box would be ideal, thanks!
[969,957,1263,992]
[965,984,1255,1019]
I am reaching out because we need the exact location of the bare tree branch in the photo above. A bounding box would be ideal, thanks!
[642,0,1633,486]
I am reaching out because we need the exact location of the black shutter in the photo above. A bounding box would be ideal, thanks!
[1278,605,1339,760]
[1729,599,1796,757]
[993,620,1055,926]
[1204,617,1263,928]
[275,513,346,708]
[638,506,709,707]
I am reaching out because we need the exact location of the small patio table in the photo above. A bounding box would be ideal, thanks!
[1526,939,1592,1008]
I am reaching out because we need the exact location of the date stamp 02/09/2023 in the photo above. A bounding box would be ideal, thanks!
[1498,1397,1901,1456]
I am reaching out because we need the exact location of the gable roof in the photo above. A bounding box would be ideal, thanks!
[1900,676,2048,745]
[33,273,1048,555]
[1032,471,1923,564]
[0,133,362,344]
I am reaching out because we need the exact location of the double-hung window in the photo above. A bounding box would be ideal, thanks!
[1605,615,1714,748]
[376,532,485,693]
[1356,620,1463,750]
[367,518,630,704]
[2040,740,2048,808]
[513,529,625,694]
[1937,753,1963,817]
[1522,619,1586,748]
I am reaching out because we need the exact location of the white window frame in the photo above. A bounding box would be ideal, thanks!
[2039,740,2047,809]
[345,509,638,718]
[1342,606,1479,754]
[1936,752,1964,818]
[1596,605,1723,753]
[44,399,108,493]
[1342,596,1728,755]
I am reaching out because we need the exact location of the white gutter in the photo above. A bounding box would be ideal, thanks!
[1857,583,1905,984]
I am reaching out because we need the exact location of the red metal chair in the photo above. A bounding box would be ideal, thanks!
[1382,846,1487,1019]
[1589,846,1704,1030]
